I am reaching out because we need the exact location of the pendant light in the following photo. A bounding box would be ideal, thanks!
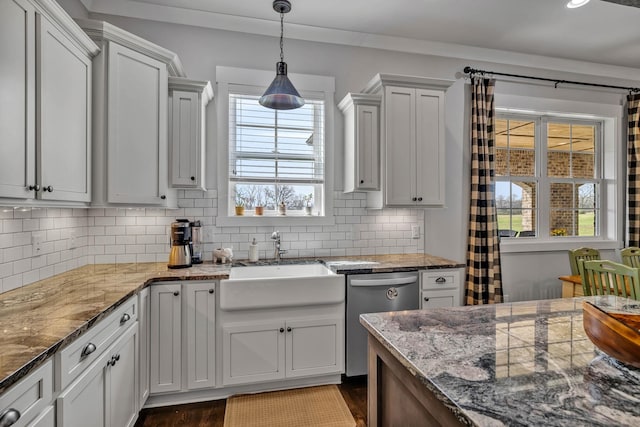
[259,0,305,110]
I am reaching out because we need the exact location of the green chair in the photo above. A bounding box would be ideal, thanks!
[579,259,640,300]
[621,247,640,268]
[568,247,601,275]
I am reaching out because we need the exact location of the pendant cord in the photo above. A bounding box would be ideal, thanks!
[280,11,284,62]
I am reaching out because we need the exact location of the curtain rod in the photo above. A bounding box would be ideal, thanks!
[463,66,640,94]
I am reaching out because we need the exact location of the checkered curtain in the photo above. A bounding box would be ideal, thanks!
[465,77,503,305]
[628,94,640,247]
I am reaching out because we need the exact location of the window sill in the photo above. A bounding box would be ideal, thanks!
[499,238,622,254]
[216,214,336,227]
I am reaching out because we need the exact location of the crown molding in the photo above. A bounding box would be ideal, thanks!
[337,93,381,112]
[362,74,455,95]
[31,0,99,56]
[168,77,214,103]
[75,18,185,77]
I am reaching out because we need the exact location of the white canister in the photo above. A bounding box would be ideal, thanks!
[249,238,259,262]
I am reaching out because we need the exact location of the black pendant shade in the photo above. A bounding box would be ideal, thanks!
[259,0,304,110]
[259,62,304,110]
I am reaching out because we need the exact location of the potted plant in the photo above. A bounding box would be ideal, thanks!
[234,192,245,216]
[303,193,313,215]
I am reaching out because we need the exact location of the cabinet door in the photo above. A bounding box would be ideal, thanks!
[150,283,181,393]
[415,89,445,206]
[356,104,379,191]
[107,42,168,204]
[185,282,215,390]
[28,406,54,427]
[57,354,107,427]
[222,321,285,385]
[170,90,201,188]
[106,324,138,427]
[421,290,458,309]
[138,287,150,407]
[0,0,35,199]
[37,14,92,202]
[384,86,416,206]
[285,317,344,378]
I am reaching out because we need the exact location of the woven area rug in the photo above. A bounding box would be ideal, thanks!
[223,385,356,427]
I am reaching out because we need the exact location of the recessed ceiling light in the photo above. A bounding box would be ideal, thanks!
[566,0,590,8]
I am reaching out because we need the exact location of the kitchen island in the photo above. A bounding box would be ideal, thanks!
[361,296,640,426]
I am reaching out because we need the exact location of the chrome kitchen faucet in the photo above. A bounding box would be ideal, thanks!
[271,230,287,262]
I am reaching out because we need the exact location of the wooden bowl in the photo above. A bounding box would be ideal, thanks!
[583,301,640,368]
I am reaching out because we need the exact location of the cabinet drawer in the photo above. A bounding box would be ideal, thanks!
[422,270,460,290]
[0,360,53,427]
[55,296,137,391]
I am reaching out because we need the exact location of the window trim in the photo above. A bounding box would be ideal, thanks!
[494,94,624,253]
[216,66,336,226]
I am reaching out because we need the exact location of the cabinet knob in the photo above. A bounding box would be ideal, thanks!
[28,185,40,192]
[412,197,417,202]
[360,179,364,184]
[120,313,130,324]
[209,289,214,294]
[190,176,195,181]
[417,197,423,202]
[279,327,285,333]
[0,408,21,426]
[42,185,53,192]
[173,291,179,296]
[81,342,97,358]
[160,195,166,200]
[287,326,292,332]
[115,354,120,362]
[424,297,430,302]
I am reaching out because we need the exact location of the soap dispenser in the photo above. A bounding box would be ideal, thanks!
[249,238,259,262]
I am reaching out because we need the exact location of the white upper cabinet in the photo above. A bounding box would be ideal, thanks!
[168,77,214,190]
[77,19,186,207]
[363,74,453,208]
[0,0,98,203]
[338,93,381,193]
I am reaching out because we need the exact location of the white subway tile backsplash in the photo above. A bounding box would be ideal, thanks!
[0,191,424,292]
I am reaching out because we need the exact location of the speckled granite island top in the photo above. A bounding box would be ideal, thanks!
[360,296,640,426]
[0,253,461,394]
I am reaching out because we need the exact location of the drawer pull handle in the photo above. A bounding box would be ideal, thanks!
[120,313,131,324]
[81,343,97,358]
[0,408,21,427]
[435,277,446,284]
[424,297,430,302]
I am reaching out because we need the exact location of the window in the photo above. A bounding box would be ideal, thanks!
[229,93,325,216]
[495,114,602,239]
[216,66,335,225]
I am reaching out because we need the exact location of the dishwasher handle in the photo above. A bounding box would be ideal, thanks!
[350,276,417,287]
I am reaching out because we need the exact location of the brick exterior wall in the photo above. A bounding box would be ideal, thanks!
[496,149,594,236]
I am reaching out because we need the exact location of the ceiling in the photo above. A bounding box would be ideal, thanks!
[80,0,640,75]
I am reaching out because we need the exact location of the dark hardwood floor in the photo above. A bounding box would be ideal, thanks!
[135,376,368,427]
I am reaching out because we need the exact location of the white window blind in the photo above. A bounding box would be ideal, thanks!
[228,93,325,214]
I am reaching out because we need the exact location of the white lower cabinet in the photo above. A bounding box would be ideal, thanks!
[0,359,52,427]
[56,322,138,427]
[222,316,343,386]
[420,269,463,308]
[27,405,54,427]
[138,287,150,408]
[149,281,216,394]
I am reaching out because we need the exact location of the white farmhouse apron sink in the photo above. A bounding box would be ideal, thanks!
[219,264,344,311]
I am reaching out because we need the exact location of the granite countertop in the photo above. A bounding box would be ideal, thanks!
[360,296,640,426]
[0,253,462,394]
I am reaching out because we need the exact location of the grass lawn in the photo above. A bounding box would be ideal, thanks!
[497,212,595,236]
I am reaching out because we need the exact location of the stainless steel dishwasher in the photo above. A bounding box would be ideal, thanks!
[346,271,419,376]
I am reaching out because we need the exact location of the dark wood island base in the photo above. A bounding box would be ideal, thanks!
[367,336,464,427]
